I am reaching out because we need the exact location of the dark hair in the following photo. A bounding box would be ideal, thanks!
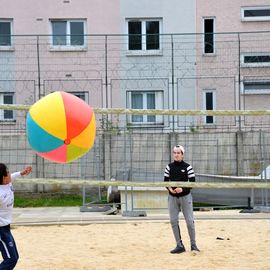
[0,163,8,185]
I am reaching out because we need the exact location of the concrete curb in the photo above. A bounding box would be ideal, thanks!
[11,207,270,226]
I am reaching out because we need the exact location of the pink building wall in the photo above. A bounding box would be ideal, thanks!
[0,0,121,108]
[196,0,270,114]
[2,0,120,35]
[196,0,270,33]
[1,0,270,116]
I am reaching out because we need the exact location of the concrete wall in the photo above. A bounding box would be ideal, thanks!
[4,129,270,183]
[5,128,268,208]
[118,186,263,209]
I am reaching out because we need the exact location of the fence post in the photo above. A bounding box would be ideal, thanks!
[103,133,112,180]
[170,34,175,131]
[236,130,244,176]
[36,35,41,100]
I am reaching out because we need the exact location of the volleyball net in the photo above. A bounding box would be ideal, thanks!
[0,104,269,209]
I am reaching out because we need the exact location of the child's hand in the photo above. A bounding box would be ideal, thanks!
[20,166,32,176]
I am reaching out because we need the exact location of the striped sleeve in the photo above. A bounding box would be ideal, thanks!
[164,165,170,178]
[187,165,195,179]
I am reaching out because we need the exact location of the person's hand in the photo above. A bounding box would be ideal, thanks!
[174,187,183,194]
[169,188,177,194]
[20,166,32,176]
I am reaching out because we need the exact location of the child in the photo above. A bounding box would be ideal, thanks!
[0,163,32,269]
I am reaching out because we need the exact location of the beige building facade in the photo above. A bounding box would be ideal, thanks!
[0,0,270,130]
[196,0,270,127]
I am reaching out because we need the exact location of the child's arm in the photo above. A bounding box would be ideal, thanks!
[11,166,32,181]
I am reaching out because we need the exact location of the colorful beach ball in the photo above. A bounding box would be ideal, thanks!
[26,91,96,163]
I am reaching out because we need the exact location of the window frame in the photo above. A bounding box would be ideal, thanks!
[50,19,87,50]
[203,17,215,55]
[241,80,270,94]
[126,90,164,125]
[203,89,216,124]
[67,91,88,102]
[241,6,270,21]
[0,92,15,121]
[0,19,13,50]
[126,18,162,56]
[241,53,270,67]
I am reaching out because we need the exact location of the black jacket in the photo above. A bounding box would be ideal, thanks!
[164,160,195,197]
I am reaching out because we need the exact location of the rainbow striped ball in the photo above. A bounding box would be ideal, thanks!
[26,91,96,163]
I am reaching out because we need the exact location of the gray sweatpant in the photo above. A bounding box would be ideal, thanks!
[168,193,196,246]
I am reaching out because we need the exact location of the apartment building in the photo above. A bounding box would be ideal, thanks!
[196,0,270,126]
[117,0,196,129]
[0,0,196,131]
[0,0,270,130]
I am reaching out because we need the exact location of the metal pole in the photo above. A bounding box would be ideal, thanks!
[36,35,45,179]
[105,35,108,109]
[95,144,101,201]
[237,32,242,131]
[124,130,128,212]
[36,35,41,99]
[259,129,266,206]
[129,134,134,211]
[171,34,175,132]
[262,131,269,207]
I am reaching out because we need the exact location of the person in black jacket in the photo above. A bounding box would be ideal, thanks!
[164,145,200,254]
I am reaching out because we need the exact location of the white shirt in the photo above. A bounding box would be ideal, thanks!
[0,172,21,226]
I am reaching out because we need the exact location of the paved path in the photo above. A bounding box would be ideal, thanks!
[12,207,270,226]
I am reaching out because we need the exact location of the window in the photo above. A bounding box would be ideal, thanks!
[0,20,12,47]
[242,81,270,94]
[203,18,215,54]
[50,20,86,48]
[203,90,215,124]
[241,6,270,21]
[241,53,270,67]
[67,91,88,102]
[0,93,14,120]
[127,91,163,124]
[127,19,161,53]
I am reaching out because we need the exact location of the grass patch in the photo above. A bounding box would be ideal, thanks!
[193,202,244,210]
[14,193,241,210]
[14,193,84,207]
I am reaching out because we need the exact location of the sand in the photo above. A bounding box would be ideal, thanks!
[10,219,270,270]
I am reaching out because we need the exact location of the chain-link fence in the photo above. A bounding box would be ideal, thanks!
[1,32,270,112]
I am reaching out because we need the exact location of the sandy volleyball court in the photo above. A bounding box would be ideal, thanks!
[11,220,270,270]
